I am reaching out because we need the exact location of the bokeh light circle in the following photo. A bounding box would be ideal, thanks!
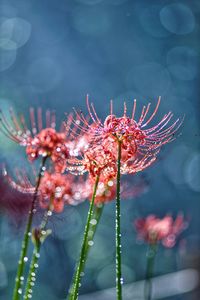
[167,46,198,81]
[0,17,31,50]
[184,153,200,192]
[160,3,195,35]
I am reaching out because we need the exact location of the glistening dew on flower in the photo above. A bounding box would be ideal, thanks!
[134,214,187,248]
[3,169,88,213]
[0,107,72,173]
[67,143,117,180]
[70,95,183,174]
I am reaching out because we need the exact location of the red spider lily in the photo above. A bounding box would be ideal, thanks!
[69,96,183,175]
[3,169,88,213]
[134,214,187,248]
[0,108,72,173]
[67,143,118,181]
[86,175,148,204]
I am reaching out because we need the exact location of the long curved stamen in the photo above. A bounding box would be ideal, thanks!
[131,99,137,120]
[141,97,161,127]
[30,107,37,135]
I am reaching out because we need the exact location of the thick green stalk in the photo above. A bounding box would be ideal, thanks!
[68,203,104,298]
[116,140,122,300]
[23,243,41,300]
[12,156,47,300]
[23,197,53,300]
[144,242,157,300]
[68,175,100,300]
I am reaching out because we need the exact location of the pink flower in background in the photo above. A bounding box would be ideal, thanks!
[134,214,187,247]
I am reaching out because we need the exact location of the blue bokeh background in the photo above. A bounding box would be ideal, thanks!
[0,0,200,299]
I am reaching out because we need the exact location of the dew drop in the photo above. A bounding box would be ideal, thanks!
[88,240,94,246]
[18,288,22,294]
[24,257,28,262]
[28,232,32,237]
[80,272,85,277]
[47,211,52,216]
[35,253,40,258]
[34,263,38,268]
[20,276,24,281]
[90,219,97,225]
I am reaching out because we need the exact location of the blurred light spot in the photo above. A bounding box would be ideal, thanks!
[71,7,112,35]
[96,264,134,289]
[28,57,62,92]
[126,63,171,97]
[0,261,8,289]
[184,153,200,192]
[0,48,16,71]
[0,18,31,50]
[167,47,198,81]
[160,4,195,35]
[163,145,190,185]
[140,5,171,38]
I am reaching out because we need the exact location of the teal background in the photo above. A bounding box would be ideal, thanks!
[0,0,200,299]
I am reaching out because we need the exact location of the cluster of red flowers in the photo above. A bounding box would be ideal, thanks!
[0,97,182,215]
[69,96,182,180]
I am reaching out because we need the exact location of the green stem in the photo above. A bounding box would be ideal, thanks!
[84,203,104,262]
[68,203,104,298]
[23,243,41,300]
[116,140,122,300]
[144,242,157,300]
[68,175,100,300]
[23,201,53,300]
[12,156,47,300]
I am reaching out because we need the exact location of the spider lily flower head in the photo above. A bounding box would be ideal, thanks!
[39,172,74,213]
[39,172,88,212]
[135,214,187,248]
[67,143,117,181]
[72,95,183,174]
[3,168,87,213]
[0,108,71,172]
